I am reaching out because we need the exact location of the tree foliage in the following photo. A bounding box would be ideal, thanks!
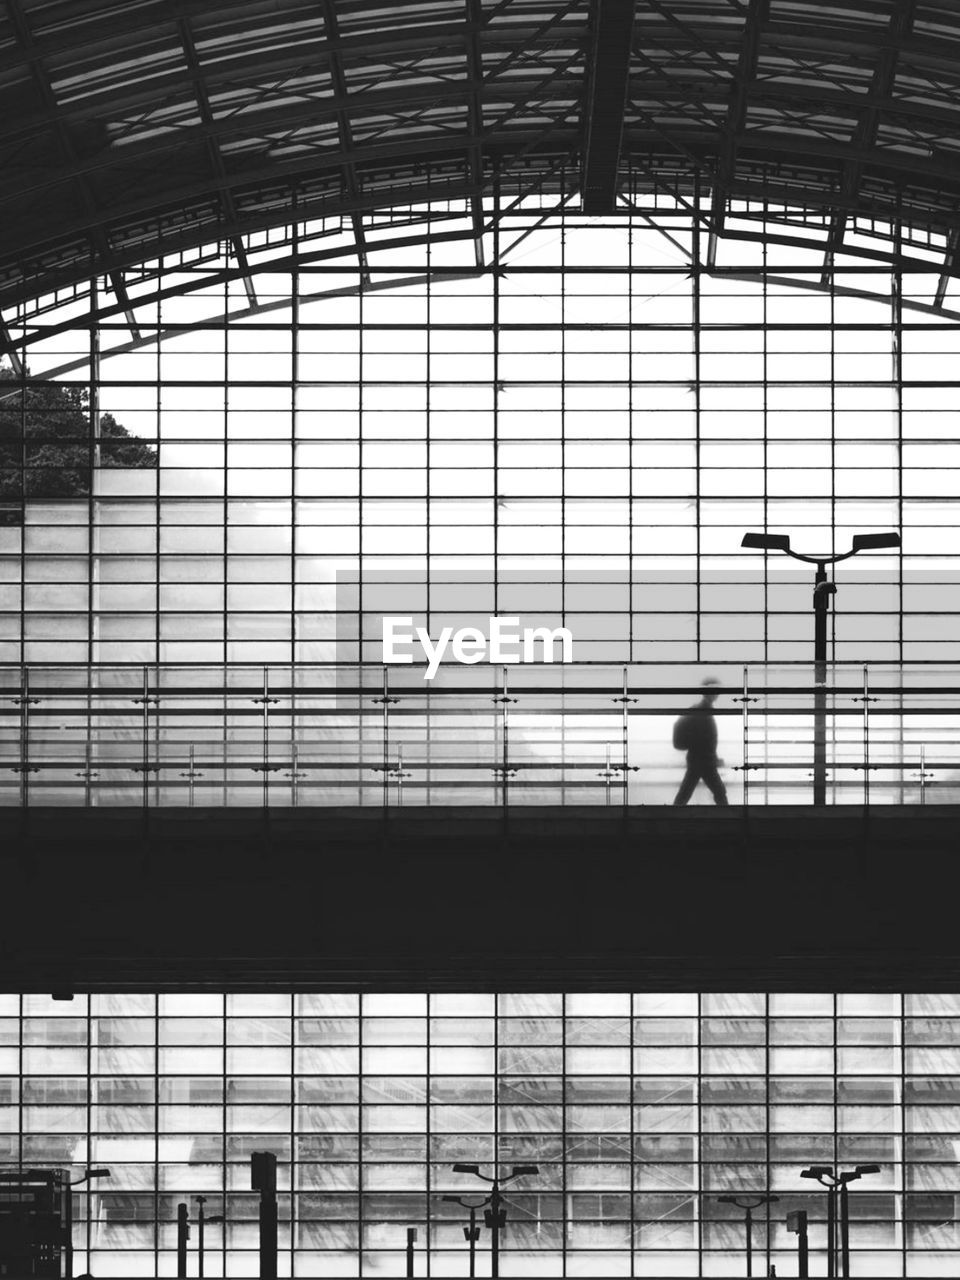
[0,363,156,502]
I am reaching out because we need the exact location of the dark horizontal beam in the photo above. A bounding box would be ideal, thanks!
[3,806,960,991]
[581,0,636,214]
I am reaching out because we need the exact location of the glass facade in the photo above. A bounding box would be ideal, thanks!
[0,200,952,672]
[4,991,960,1277]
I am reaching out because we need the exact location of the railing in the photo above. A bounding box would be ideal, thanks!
[1,662,958,807]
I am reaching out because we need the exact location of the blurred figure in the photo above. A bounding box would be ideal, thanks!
[672,678,728,806]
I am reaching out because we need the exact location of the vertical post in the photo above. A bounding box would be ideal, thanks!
[251,1151,278,1280]
[920,744,926,806]
[467,1205,478,1278]
[176,1202,189,1279]
[141,665,150,810]
[18,665,29,808]
[63,1176,74,1278]
[813,562,829,806]
[604,744,612,807]
[501,670,510,817]
[741,664,749,806]
[406,1225,417,1277]
[744,1202,753,1278]
[826,1184,836,1279]
[490,1180,501,1279]
[621,666,630,811]
[262,667,270,808]
[840,1180,850,1279]
[787,1209,809,1279]
[382,667,390,811]
[397,746,405,809]
[188,744,196,808]
[862,664,870,807]
[196,1194,206,1279]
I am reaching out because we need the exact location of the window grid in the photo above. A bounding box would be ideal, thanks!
[0,205,952,673]
[5,993,960,1276]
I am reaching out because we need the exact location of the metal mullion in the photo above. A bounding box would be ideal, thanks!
[85,994,93,1273]
[893,225,906,802]
[425,992,432,1279]
[17,339,25,668]
[561,992,567,1278]
[898,994,906,1277]
[764,992,772,1275]
[694,203,702,662]
[629,992,635,1277]
[628,208,636,676]
[697,994,704,1276]
[358,264,365,806]
[292,220,300,676]
[222,993,228,1278]
[830,268,838,805]
[359,994,365,1278]
[154,993,160,1275]
[289,992,296,1277]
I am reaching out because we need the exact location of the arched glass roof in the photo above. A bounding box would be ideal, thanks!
[3,0,960,340]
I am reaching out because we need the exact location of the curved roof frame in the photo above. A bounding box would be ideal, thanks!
[5,0,960,348]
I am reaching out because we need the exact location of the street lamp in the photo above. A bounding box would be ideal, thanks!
[717,1193,778,1277]
[741,530,900,805]
[442,1195,484,1277]
[800,1163,880,1277]
[451,1163,539,1278]
[194,1194,224,1278]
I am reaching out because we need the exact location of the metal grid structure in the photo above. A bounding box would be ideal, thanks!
[4,991,960,1278]
[0,204,953,672]
[6,0,960,347]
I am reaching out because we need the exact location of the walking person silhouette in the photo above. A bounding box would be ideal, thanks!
[672,677,728,806]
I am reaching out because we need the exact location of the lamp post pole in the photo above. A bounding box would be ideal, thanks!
[801,1163,880,1277]
[741,532,900,806]
[812,560,833,806]
[450,1163,539,1280]
[442,1195,482,1277]
[718,1193,778,1277]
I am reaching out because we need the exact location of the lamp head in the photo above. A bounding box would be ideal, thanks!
[742,532,791,552]
[87,1169,110,1179]
[453,1164,480,1175]
[510,1164,539,1177]
[800,1166,833,1180]
[717,1195,737,1204]
[854,1164,881,1175]
[851,532,900,552]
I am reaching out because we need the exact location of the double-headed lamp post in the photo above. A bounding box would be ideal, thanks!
[740,531,901,805]
[717,1193,778,1277]
[800,1163,880,1277]
[451,1163,539,1278]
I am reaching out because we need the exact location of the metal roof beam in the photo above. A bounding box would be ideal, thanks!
[465,0,486,269]
[174,14,258,308]
[319,0,371,286]
[708,0,769,265]
[935,229,960,307]
[580,0,636,214]
[3,0,142,339]
[822,0,917,278]
[0,322,24,377]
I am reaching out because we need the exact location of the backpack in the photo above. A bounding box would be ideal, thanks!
[673,713,695,751]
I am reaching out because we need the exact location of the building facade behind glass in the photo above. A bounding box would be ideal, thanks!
[3,991,959,1277]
